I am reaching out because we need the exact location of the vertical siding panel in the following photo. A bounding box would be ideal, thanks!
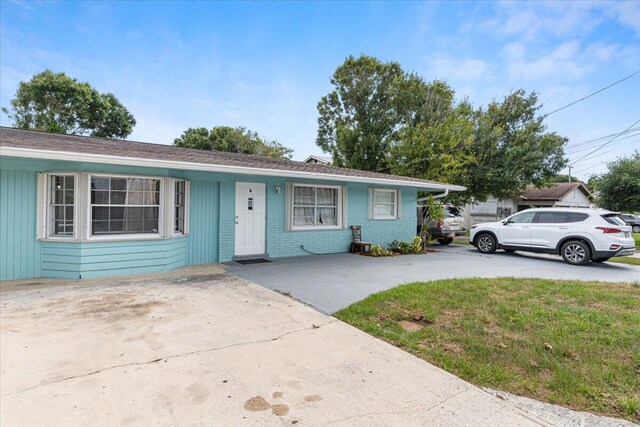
[0,170,8,279]
[7,170,16,279]
[0,169,39,280]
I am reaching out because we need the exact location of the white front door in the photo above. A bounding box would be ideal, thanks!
[235,182,266,256]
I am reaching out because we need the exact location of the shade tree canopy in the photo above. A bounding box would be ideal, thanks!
[3,70,136,139]
[316,55,568,203]
[174,126,293,159]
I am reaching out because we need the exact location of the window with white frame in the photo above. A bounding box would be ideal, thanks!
[90,176,161,235]
[38,173,189,241]
[174,180,187,233]
[49,174,76,237]
[371,188,399,220]
[291,184,342,229]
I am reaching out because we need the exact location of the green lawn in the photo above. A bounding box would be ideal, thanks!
[635,233,640,249]
[609,257,640,266]
[335,278,640,421]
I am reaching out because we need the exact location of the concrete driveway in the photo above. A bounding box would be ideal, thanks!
[226,245,640,314]
[1,265,548,426]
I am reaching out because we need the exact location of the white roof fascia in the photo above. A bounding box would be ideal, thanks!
[0,146,467,191]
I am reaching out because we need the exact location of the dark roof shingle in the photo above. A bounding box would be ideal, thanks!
[0,127,464,190]
[521,182,592,201]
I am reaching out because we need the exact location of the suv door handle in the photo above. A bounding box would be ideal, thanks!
[559,226,569,230]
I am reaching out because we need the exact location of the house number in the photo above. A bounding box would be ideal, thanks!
[248,198,254,210]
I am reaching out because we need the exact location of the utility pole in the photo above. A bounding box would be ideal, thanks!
[568,166,572,182]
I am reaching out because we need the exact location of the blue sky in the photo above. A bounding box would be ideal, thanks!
[1,1,639,180]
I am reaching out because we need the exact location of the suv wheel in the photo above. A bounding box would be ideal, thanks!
[476,234,497,254]
[437,238,453,245]
[560,240,591,266]
[633,225,640,233]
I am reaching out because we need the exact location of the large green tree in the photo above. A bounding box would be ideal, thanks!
[389,77,476,190]
[2,70,136,139]
[317,56,567,203]
[316,55,405,171]
[595,153,640,212]
[466,90,567,201]
[174,126,293,159]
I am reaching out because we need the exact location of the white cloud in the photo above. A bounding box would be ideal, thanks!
[425,55,493,82]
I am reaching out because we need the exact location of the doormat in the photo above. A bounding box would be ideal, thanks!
[236,258,272,265]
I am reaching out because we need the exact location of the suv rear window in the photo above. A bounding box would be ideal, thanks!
[568,213,589,222]
[601,214,626,226]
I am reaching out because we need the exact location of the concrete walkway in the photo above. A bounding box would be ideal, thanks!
[226,245,640,314]
[1,266,548,426]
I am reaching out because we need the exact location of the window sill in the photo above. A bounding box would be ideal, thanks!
[371,217,400,221]
[289,226,344,232]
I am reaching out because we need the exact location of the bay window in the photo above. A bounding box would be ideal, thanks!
[37,173,189,241]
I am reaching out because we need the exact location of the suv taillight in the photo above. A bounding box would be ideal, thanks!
[437,220,443,228]
[596,226,621,233]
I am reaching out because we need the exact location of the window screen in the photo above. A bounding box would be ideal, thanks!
[50,175,75,237]
[90,176,160,235]
[373,189,398,219]
[175,180,186,233]
[292,186,339,227]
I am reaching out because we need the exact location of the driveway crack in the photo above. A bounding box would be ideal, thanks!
[1,320,337,398]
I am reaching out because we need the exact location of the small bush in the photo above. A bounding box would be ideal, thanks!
[388,237,423,254]
[369,244,393,257]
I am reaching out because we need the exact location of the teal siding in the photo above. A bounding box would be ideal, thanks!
[265,183,416,258]
[0,169,41,280]
[41,238,187,279]
[218,181,236,262]
[1,156,420,280]
[186,180,218,264]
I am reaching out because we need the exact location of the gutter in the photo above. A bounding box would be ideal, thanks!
[417,189,449,203]
[1,146,467,192]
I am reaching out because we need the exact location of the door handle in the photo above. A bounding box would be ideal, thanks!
[521,226,530,229]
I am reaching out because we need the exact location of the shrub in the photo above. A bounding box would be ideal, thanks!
[369,244,393,257]
[388,237,423,254]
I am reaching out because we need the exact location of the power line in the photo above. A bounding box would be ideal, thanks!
[564,127,640,153]
[566,131,640,156]
[571,136,640,164]
[573,147,640,175]
[570,118,640,165]
[542,70,640,118]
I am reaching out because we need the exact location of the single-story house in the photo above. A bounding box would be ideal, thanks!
[462,182,594,227]
[303,155,332,165]
[0,127,464,281]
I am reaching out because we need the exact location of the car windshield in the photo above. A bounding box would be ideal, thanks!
[602,214,627,226]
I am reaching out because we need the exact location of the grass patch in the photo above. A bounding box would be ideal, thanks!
[609,257,640,266]
[335,278,640,422]
[634,233,640,250]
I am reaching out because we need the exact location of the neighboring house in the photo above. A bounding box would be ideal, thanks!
[462,182,594,227]
[303,155,332,165]
[0,127,464,280]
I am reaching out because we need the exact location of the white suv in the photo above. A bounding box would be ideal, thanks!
[469,208,635,265]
